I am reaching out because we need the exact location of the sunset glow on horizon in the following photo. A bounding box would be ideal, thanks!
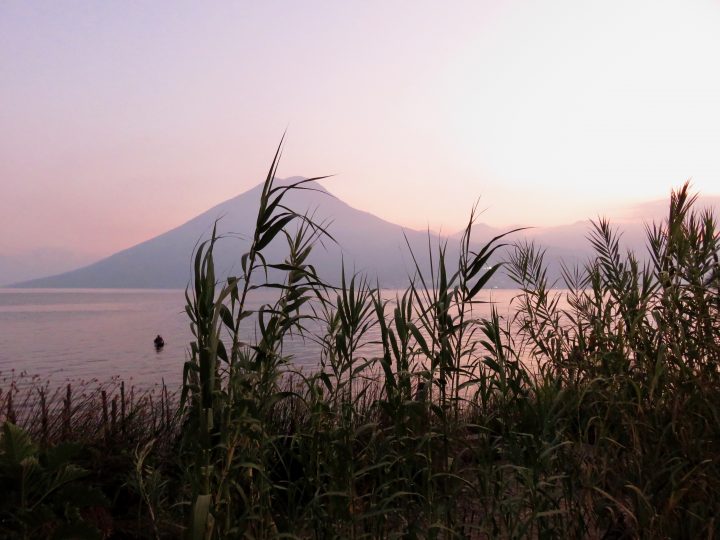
[2,0,720,261]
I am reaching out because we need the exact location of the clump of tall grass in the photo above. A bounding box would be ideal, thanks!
[180,140,336,537]
[0,371,177,448]
[177,159,719,538]
[3,139,718,538]
[175,142,551,537]
[0,372,181,539]
[504,182,720,537]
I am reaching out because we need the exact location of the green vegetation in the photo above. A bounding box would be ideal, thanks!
[1,146,718,538]
[0,376,179,538]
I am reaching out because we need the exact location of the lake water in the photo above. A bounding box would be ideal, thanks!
[0,288,520,390]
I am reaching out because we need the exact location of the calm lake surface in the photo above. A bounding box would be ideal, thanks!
[0,288,520,389]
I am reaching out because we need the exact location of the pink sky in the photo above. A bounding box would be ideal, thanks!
[2,1,720,261]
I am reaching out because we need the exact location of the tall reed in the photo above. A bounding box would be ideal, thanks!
[181,138,333,538]
[175,148,719,537]
[4,150,717,538]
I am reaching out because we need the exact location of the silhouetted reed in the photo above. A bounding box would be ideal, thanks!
[1,146,717,538]
[0,371,179,448]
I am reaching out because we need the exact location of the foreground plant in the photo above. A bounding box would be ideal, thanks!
[5,156,717,538]
[507,182,720,537]
[177,148,720,539]
[0,422,111,539]
[181,139,332,539]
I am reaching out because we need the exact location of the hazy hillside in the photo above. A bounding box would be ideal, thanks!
[12,181,719,290]
[13,179,479,289]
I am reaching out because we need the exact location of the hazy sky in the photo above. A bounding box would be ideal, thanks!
[2,0,719,260]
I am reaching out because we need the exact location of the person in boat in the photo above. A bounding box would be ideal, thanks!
[154,334,165,348]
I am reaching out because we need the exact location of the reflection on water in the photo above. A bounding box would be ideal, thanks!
[0,288,520,389]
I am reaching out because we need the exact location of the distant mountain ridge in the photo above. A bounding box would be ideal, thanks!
[11,180,719,289]
[13,178,488,289]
